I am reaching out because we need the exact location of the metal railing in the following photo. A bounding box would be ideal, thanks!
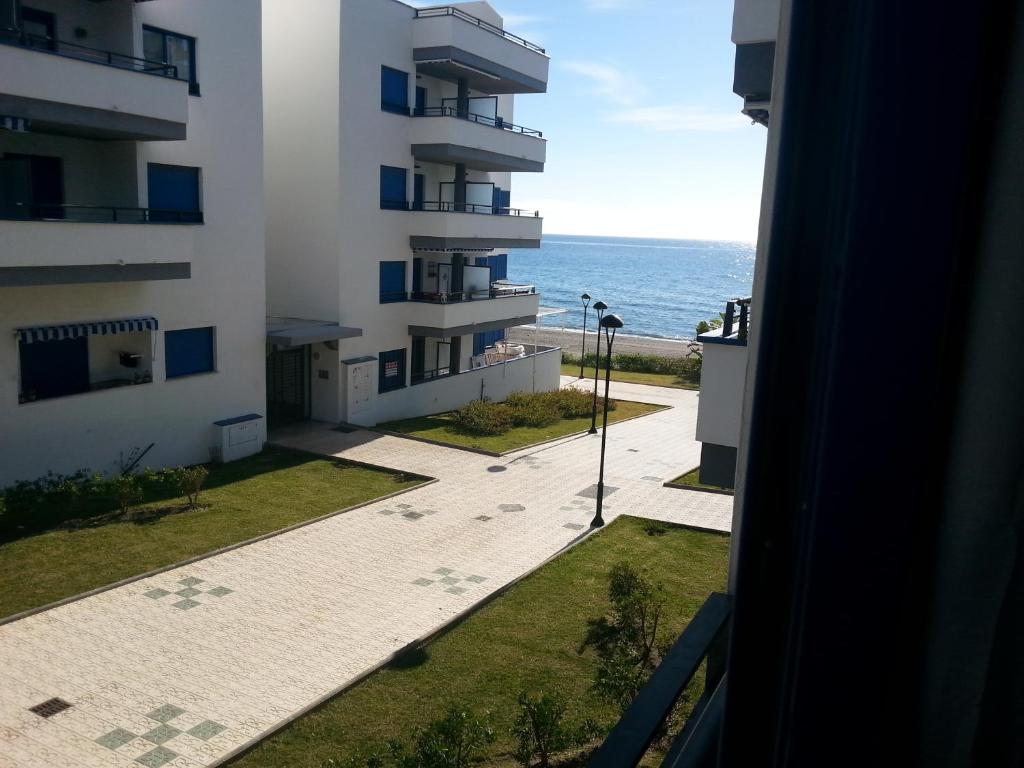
[589,593,732,768]
[722,297,752,341]
[410,283,536,304]
[1,203,203,224]
[0,30,178,78]
[411,366,453,385]
[412,200,540,217]
[412,106,543,137]
[409,344,559,387]
[414,6,546,54]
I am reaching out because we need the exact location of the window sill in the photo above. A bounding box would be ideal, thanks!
[165,369,218,382]
[18,379,153,405]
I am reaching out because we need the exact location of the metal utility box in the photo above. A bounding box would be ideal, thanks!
[212,413,264,463]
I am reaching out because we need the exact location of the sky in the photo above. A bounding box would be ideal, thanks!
[410,0,768,242]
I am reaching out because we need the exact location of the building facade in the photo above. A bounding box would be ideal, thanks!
[0,0,266,485]
[262,0,557,429]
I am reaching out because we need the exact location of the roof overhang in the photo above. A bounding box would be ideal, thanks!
[266,323,363,347]
[409,314,536,340]
[414,47,547,94]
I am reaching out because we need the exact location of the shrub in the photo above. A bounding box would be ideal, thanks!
[549,387,593,418]
[451,399,513,436]
[175,465,209,508]
[581,562,667,713]
[507,394,561,428]
[398,706,496,768]
[110,474,143,517]
[512,692,572,768]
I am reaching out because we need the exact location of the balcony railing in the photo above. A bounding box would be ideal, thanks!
[411,343,557,386]
[722,297,752,340]
[0,31,178,78]
[410,282,536,304]
[1,204,203,224]
[412,105,543,137]
[401,200,540,217]
[414,6,546,54]
[589,592,732,768]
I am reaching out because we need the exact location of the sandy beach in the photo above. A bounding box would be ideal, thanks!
[508,326,701,359]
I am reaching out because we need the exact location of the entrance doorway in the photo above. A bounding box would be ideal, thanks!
[267,346,309,429]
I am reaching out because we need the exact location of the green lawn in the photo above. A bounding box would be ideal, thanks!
[669,467,734,494]
[229,516,730,768]
[379,399,667,454]
[560,364,699,390]
[0,447,425,619]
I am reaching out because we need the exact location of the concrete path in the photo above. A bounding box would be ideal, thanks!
[0,378,732,768]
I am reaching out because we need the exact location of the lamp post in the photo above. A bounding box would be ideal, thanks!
[579,293,591,378]
[588,300,608,434]
[592,313,623,528]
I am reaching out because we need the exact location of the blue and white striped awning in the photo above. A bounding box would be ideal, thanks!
[0,116,30,133]
[16,316,158,344]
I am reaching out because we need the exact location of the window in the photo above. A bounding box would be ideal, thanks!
[380,165,408,210]
[381,66,409,114]
[379,261,407,303]
[19,336,89,401]
[378,348,406,393]
[143,26,199,95]
[147,164,202,222]
[165,327,215,379]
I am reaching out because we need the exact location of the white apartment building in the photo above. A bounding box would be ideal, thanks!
[0,0,266,486]
[262,0,557,429]
[694,0,779,488]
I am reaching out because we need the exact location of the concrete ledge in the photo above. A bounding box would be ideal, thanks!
[662,466,734,496]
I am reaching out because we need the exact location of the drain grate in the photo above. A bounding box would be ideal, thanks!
[29,698,72,718]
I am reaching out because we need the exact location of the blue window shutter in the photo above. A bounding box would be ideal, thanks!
[165,327,214,378]
[380,166,407,210]
[500,189,511,212]
[379,261,406,303]
[494,254,508,280]
[148,164,200,221]
[473,332,486,356]
[381,66,409,113]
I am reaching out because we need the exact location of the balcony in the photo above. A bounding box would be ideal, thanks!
[0,34,188,140]
[407,284,540,338]
[412,7,549,95]
[409,203,542,250]
[0,215,196,286]
[410,107,546,172]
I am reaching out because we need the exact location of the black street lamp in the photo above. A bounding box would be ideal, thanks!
[592,313,624,528]
[588,300,608,434]
[579,293,591,378]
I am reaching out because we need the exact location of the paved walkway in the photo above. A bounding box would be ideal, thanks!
[0,378,732,768]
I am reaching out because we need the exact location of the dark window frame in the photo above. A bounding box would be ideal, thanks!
[143,24,200,95]
[378,348,407,393]
[164,326,216,380]
[380,65,409,115]
[380,165,408,211]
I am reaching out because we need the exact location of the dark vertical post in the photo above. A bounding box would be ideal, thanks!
[593,313,623,528]
[454,163,467,212]
[589,300,607,434]
[723,300,735,337]
[456,77,469,118]
[579,293,591,378]
[451,253,464,298]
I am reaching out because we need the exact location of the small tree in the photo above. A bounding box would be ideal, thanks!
[176,465,209,508]
[395,706,495,768]
[111,474,143,517]
[512,692,571,768]
[694,316,723,335]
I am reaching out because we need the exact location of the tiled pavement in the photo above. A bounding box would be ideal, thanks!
[0,377,732,767]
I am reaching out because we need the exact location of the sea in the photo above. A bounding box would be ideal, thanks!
[512,235,756,340]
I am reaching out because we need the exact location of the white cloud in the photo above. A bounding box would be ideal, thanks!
[607,105,749,133]
[561,60,644,106]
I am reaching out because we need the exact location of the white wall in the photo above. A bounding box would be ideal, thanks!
[732,0,781,44]
[372,346,561,423]
[0,0,265,485]
[695,342,748,448]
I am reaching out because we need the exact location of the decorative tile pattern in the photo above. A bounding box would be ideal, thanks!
[563,523,587,531]
[498,504,525,513]
[187,720,226,741]
[576,484,620,499]
[145,705,185,724]
[142,577,233,610]
[0,377,733,768]
[141,724,180,744]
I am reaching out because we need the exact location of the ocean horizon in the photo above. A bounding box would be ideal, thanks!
[512,234,756,340]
